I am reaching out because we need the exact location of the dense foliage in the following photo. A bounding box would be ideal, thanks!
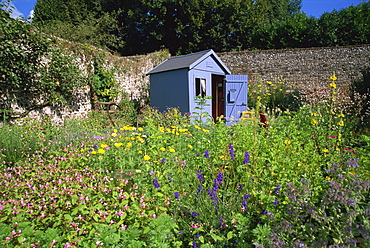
[31,0,370,55]
[0,77,369,247]
[0,3,85,121]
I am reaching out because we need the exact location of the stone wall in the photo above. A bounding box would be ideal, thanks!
[7,44,369,123]
[218,44,370,87]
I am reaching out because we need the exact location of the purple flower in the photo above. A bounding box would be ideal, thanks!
[219,215,224,226]
[192,242,198,248]
[161,159,166,163]
[228,143,235,159]
[174,192,180,200]
[178,230,184,234]
[192,211,198,217]
[273,198,278,206]
[196,170,204,182]
[216,172,223,185]
[204,149,210,158]
[243,151,250,164]
[242,194,250,208]
[149,171,155,175]
[153,178,161,188]
[197,184,203,194]
[274,184,281,194]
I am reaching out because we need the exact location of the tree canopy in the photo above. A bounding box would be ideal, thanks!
[24,0,370,55]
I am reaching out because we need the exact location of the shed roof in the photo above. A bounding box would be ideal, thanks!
[146,49,231,75]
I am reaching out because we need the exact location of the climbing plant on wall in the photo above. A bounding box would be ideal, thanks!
[90,54,119,105]
[0,4,85,121]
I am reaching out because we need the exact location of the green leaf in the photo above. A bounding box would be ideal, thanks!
[211,233,223,241]
[199,235,205,243]
[227,231,234,240]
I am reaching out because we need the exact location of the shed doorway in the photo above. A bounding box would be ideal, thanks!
[212,74,225,121]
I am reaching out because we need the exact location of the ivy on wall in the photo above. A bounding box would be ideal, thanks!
[0,6,85,121]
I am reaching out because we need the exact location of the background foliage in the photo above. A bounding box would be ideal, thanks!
[31,0,370,55]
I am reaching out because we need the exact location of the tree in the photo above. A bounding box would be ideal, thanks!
[33,0,125,53]
[0,2,84,121]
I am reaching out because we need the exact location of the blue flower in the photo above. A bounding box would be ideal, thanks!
[274,184,281,194]
[228,143,235,159]
[174,192,180,200]
[153,178,161,188]
[204,149,210,158]
[243,151,250,164]
[196,170,205,182]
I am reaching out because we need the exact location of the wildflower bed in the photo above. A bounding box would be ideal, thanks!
[0,79,369,247]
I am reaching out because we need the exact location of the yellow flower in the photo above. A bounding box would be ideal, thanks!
[338,120,344,126]
[138,127,144,131]
[135,170,142,173]
[338,113,345,118]
[114,143,123,148]
[311,112,317,117]
[160,147,166,151]
[187,145,193,149]
[322,148,329,153]
[101,144,108,148]
[169,148,175,153]
[143,155,151,161]
[98,156,103,160]
[97,149,105,154]
[126,142,132,148]
[202,129,210,132]
[219,155,228,161]
[329,82,337,89]
[113,129,118,133]
[311,119,318,125]
[330,74,337,81]
[138,150,143,154]
[111,133,117,137]
[91,151,97,155]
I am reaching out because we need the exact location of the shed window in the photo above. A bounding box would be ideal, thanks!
[195,78,206,97]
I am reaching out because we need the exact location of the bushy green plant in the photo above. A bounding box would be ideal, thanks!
[350,66,370,130]
[248,76,302,113]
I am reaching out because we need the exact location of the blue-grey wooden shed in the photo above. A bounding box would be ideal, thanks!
[146,49,248,125]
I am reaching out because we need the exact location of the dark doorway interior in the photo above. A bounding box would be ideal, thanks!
[212,74,225,121]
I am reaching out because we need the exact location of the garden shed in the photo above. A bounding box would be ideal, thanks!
[146,49,248,125]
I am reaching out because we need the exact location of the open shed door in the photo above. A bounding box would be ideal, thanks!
[225,75,248,125]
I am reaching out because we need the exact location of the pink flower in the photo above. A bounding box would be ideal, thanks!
[0,204,3,210]
[96,241,103,247]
